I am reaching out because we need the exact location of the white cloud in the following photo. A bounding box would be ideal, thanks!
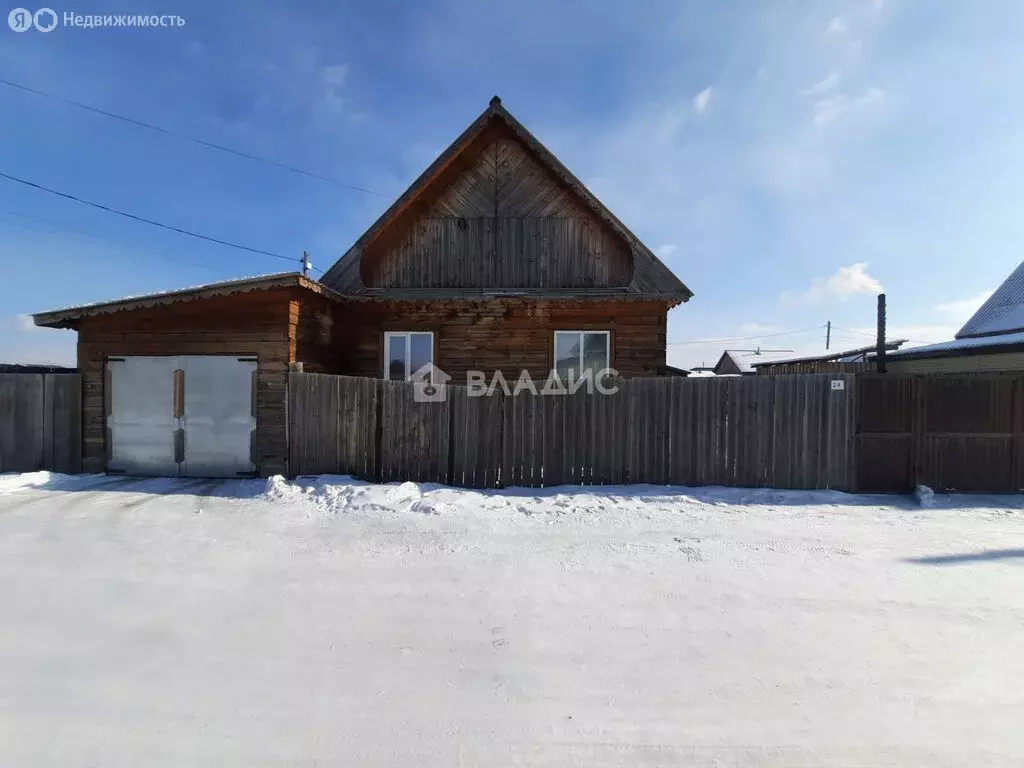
[0,316,75,365]
[825,16,847,35]
[15,314,39,333]
[322,63,349,87]
[692,86,713,114]
[784,262,884,303]
[935,289,994,323]
[655,244,678,257]
[812,87,884,125]
[738,322,782,335]
[799,70,841,97]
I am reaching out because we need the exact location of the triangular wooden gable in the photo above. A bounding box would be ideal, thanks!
[322,98,692,302]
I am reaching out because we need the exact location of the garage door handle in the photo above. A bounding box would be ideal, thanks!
[173,369,185,418]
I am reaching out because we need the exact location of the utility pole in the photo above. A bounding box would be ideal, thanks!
[302,251,312,277]
[825,321,831,350]
[876,294,887,373]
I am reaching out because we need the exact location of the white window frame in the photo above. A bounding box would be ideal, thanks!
[383,331,435,382]
[553,330,611,376]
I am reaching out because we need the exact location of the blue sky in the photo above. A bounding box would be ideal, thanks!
[2,0,1023,369]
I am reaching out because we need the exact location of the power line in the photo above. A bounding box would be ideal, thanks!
[831,327,933,346]
[0,170,302,266]
[831,326,877,338]
[0,209,232,275]
[0,76,393,200]
[667,325,826,346]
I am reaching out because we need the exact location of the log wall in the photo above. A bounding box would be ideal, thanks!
[334,298,670,381]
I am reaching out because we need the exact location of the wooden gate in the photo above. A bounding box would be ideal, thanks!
[855,374,1024,492]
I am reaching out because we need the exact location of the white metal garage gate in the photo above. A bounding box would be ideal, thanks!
[106,356,258,477]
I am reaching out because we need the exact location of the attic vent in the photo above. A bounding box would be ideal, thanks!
[457,216,467,231]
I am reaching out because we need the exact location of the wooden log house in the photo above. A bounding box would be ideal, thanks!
[32,97,692,478]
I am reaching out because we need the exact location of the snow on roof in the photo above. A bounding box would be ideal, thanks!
[717,349,794,374]
[35,272,298,316]
[888,330,1024,359]
[32,272,342,329]
[750,341,906,367]
[957,261,1024,339]
[724,351,754,373]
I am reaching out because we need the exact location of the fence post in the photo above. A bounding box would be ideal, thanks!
[910,375,925,489]
[876,293,887,373]
[849,374,859,493]
[1015,376,1024,492]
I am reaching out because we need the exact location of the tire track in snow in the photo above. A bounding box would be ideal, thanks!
[0,476,156,514]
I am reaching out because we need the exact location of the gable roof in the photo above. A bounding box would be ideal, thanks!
[33,272,341,329]
[714,350,755,374]
[957,260,1024,339]
[713,349,797,375]
[321,96,692,304]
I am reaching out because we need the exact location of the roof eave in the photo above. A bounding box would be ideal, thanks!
[330,287,689,303]
[891,342,1024,361]
[32,273,344,329]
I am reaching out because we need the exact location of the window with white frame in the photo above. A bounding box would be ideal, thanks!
[384,332,434,382]
[553,330,611,380]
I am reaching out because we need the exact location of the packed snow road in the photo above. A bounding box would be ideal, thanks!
[1,472,1023,767]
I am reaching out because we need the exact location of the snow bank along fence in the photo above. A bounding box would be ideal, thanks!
[288,373,857,490]
[855,373,1024,493]
[0,373,82,474]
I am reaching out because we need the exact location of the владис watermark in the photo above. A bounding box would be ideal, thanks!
[9,7,185,32]
[410,364,620,403]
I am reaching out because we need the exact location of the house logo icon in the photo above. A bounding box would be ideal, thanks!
[411,363,451,403]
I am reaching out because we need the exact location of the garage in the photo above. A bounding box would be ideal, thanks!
[31,273,346,478]
[107,356,257,477]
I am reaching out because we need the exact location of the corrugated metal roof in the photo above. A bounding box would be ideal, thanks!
[957,261,1024,338]
[888,330,1024,359]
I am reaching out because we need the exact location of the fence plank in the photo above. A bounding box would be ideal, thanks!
[543,393,562,487]
[0,374,44,473]
[0,373,82,475]
[49,374,82,474]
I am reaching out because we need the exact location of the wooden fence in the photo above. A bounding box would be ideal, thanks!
[856,373,1024,492]
[0,373,82,474]
[288,373,857,490]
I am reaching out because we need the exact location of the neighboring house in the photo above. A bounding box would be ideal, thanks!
[750,341,906,375]
[31,97,691,478]
[713,351,754,376]
[889,261,1024,373]
[710,349,792,376]
[662,365,692,377]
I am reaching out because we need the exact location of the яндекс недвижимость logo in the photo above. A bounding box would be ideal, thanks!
[8,8,184,31]
[8,8,57,31]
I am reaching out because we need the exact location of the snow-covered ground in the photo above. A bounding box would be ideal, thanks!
[1,473,1023,767]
